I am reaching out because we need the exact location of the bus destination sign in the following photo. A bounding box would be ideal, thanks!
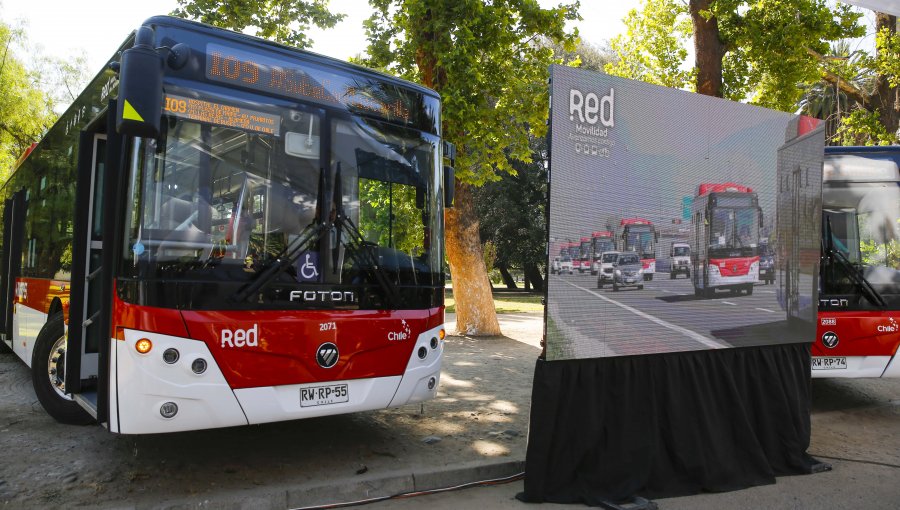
[205,44,412,125]
[164,93,280,136]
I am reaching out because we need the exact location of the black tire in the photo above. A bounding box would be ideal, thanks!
[32,313,94,425]
[0,336,11,354]
[686,270,690,278]
[638,285,644,290]
[613,282,619,292]
[746,285,754,296]
[670,272,675,280]
[597,280,603,289]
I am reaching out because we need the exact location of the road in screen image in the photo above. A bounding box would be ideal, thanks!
[545,271,800,360]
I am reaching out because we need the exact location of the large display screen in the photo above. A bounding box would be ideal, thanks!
[545,65,824,360]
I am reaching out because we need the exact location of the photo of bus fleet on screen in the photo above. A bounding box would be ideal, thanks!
[545,65,824,361]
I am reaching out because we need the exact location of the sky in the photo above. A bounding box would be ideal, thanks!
[0,0,634,77]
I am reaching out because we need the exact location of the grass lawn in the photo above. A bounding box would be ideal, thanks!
[444,288,543,314]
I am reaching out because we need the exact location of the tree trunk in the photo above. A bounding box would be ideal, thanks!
[413,6,499,336]
[445,181,501,335]
[873,12,899,139]
[690,0,726,97]
[498,265,518,289]
[524,263,544,293]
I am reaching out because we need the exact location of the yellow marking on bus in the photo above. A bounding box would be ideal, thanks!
[122,100,144,122]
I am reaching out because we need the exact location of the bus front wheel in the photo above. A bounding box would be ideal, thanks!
[32,313,94,425]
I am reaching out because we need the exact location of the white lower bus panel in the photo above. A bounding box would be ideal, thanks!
[113,324,444,433]
[115,330,249,434]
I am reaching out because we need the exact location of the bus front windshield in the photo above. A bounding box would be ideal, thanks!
[708,207,759,256]
[624,229,654,259]
[823,182,900,307]
[123,105,442,310]
[579,241,591,259]
[593,238,614,257]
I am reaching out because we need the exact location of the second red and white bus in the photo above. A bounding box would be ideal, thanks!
[690,183,762,297]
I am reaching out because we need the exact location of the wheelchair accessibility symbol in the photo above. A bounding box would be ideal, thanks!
[298,252,320,281]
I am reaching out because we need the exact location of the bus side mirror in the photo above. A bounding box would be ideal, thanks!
[116,26,163,139]
[444,165,455,208]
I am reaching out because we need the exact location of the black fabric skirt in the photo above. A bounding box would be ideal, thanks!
[521,342,816,504]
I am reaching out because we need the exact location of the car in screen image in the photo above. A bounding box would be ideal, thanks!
[612,251,644,291]
[560,256,574,274]
[596,250,621,288]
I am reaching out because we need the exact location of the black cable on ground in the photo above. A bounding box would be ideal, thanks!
[808,453,900,470]
[290,471,526,510]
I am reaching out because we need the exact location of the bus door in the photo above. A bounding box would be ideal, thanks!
[65,130,109,419]
[0,190,26,343]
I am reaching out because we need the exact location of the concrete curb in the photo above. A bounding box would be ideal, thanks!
[152,458,526,510]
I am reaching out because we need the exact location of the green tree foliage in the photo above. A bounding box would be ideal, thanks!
[0,20,57,181]
[172,0,345,48]
[835,108,894,146]
[474,135,548,291]
[605,0,692,89]
[544,37,614,73]
[362,0,579,184]
[799,12,900,145]
[712,0,861,109]
[606,0,862,112]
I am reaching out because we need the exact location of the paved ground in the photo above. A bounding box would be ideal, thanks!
[1,310,898,509]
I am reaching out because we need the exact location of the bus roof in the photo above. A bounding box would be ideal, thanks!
[143,16,439,99]
[621,218,652,226]
[696,183,753,196]
[592,231,612,237]
[824,152,900,183]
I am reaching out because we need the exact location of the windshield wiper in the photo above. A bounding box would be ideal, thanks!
[824,216,886,307]
[230,169,330,303]
[332,163,400,307]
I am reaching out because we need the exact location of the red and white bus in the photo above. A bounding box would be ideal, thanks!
[690,183,761,297]
[589,230,615,275]
[617,218,657,280]
[0,16,454,433]
[577,236,592,273]
[817,147,900,378]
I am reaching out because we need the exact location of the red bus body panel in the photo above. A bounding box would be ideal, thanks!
[814,311,900,358]
[709,256,759,277]
[111,292,443,390]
